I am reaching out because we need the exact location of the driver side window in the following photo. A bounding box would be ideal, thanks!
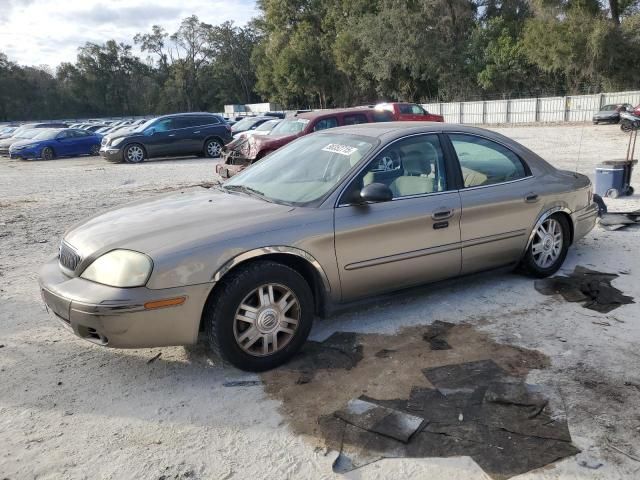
[347,134,448,200]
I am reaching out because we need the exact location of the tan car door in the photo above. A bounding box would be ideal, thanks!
[334,133,462,301]
[445,133,541,275]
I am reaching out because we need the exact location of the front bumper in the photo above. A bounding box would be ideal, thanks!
[99,146,124,162]
[39,256,213,348]
[9,148,38,159]
[215,150,252,178]
[593,114,618,122]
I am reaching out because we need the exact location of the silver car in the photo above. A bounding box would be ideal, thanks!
[39,123,598,371]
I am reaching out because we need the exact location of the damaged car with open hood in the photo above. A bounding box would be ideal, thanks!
[40,122,598,371]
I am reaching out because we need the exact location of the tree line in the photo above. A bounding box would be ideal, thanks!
[1,0,639,121]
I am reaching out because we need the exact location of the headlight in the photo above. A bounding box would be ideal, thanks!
[110,137,125,147]
[81,249,153,287]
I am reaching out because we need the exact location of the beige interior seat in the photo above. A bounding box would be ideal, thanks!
[460,166,488,187]
[390,149,436,197]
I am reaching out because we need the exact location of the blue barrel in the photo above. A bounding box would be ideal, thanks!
[595,160,635,198]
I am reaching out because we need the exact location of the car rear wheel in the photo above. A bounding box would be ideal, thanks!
[124,144,145,163]
[89,144,100,156]
[203,260,314,371]
[522,214,570,278]
[205,138,223,158]
[41,147,54,161]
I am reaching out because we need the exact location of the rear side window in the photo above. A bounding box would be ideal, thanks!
[343,114,368,125]
[372,110,394,122]
[197,115,220,126]
[448,134,527,188]
[313,117,338,131]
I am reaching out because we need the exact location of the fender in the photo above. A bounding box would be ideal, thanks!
[212,246,332,292]
[524,205,573,254]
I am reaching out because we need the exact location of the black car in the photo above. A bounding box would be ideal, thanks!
[99,113,232,163]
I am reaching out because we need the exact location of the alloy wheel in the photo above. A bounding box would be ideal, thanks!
[531,218,563,269]
[42,147,53,160]
[207,140,222,158]
[126,145,144,163]
[233,283,300,357]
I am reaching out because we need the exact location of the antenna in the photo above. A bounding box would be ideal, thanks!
[575,121,586,173]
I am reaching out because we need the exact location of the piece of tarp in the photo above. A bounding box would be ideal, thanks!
[534,266,634,313]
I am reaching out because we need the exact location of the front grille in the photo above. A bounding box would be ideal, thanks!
[59,241,82,272]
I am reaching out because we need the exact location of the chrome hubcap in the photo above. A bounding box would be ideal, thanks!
[207,141,221,157]
[233,283,300,357]
[532,218,563,269]
[127,146,144,162]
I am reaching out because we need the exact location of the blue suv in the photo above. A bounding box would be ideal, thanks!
[100,113,232,163]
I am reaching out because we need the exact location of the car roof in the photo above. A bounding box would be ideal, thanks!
[294,108,376,121]
[326,121,518,143]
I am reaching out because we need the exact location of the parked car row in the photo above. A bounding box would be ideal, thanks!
[0,124,103,160]
[216,102,445,178]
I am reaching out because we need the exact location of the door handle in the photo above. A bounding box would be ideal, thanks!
[432,209,453,220]
[193,130,201,134]
[525,193,539,203]
[433,221,449,230]
[168,134,176,137]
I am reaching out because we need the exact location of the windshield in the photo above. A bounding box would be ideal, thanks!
[256,120,279,132]
[33,129,61,140]
[224,133,376,205]
[270,118,309,136]
[232,117,261,132]
[134,118,156,133]
[16,129,40,139]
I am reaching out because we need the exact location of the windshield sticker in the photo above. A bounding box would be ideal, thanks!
[322,144,359,156]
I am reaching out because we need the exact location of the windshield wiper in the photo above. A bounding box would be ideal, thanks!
[223,184,272,202]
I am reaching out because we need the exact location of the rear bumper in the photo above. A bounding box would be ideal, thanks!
[39,256,213,348]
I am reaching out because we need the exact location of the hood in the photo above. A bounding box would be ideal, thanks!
[253,133,297,149]
[64,188,294,261]
[0,137,25,148]
[9,138,40,149]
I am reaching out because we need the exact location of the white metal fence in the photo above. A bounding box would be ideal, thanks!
[423,90,640,125]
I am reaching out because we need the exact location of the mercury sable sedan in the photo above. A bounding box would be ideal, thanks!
[39,123,598,371]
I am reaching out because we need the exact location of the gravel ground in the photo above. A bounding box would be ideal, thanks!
[1,123,640,479]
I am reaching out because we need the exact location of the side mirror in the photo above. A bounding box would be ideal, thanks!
[359,183,393,203]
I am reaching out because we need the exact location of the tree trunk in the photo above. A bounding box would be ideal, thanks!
[609,0,620,25]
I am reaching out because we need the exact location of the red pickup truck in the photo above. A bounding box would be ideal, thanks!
[375,102,444,122]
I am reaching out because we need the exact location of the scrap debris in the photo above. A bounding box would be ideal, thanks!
[262,324,577,479]
[535,266,634,313]
[599,210,640,231]
[328,360,578,479]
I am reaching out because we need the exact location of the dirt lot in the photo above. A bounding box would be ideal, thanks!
[1,123,640,479]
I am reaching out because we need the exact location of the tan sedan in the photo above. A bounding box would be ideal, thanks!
[39,123,598,371]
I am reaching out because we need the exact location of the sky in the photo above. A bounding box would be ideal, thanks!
[0,0,259,68]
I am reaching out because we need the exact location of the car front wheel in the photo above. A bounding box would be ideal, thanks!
[205,138,223,158]
[522,214,570,278]
[124,144,145,163]
[203,260,314,371]
[41,147,54,160]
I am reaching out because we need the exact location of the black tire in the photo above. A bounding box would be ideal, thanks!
[522,214,570,278]
[89,144,100,156]
[123,143,145,163]
[204,138,223,158]
[41,147,54,161]
[203,260,314,372]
